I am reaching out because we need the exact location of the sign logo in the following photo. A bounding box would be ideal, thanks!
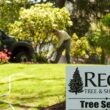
[66,66,110,110]
[68,67,83,94]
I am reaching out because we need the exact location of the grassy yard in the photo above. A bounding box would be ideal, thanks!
[0,64,66,110]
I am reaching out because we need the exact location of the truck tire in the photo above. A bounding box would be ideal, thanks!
[15,51,31,62]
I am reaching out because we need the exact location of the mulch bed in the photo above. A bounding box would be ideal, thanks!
[40,101,65,110]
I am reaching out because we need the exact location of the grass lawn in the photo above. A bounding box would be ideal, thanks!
[0,64,67,110]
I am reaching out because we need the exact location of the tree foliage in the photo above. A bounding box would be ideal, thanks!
[72,0,110,36]
[87,14,110,63]
[102,14,110,27]
[8,3,72,47]
[70,32,102,63]
[0,0,32,31]
[88,14,110,54]
[71,33,90,60]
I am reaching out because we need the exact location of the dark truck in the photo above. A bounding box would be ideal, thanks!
[0,30,34,62]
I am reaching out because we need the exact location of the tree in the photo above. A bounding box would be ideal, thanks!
[8,3,72,54]
[68,67,83,94]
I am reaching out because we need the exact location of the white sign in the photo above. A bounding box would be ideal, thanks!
[66,66,110,110]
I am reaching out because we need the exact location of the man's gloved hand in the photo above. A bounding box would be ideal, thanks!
[46,48,56,59]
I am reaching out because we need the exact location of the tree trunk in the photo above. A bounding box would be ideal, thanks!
[101,49,106,64]
[55,0,66,8]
